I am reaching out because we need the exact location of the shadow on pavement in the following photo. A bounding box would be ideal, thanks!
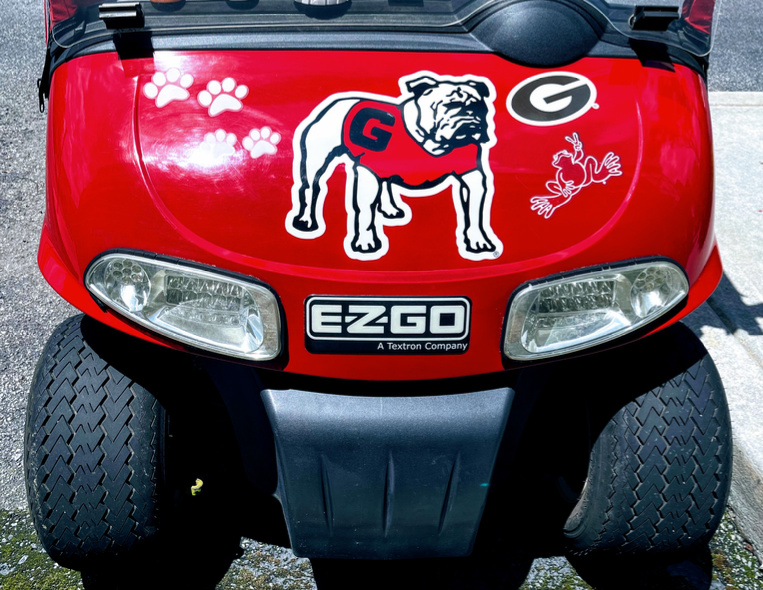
[568,548,715,590]
[708,273,763,336]
[307,480,716,590]
[311,549,534,590]
[309,544,716,590]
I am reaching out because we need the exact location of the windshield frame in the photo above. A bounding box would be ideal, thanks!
[47,0,722,58]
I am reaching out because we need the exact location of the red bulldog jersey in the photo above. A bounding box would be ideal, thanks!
[342,100,480,187]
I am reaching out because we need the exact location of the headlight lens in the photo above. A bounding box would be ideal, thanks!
[504,261,688,360]
[86,253,281,361]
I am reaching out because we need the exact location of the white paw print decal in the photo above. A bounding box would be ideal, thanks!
[242,127,281,159]
[197,78,249,117]
[143,69,194,108]
[199,129,237,159]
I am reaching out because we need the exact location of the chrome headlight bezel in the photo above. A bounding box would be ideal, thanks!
[503,258,689,361]
[85,251,283,362]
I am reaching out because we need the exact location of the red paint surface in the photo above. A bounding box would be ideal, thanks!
[41,51,720,379]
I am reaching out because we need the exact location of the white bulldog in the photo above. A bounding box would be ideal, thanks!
[286,71,502,261]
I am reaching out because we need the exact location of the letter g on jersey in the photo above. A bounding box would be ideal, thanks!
[508,72,597,126]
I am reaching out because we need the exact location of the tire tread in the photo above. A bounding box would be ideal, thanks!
[25,315,162,568]
[567,332,732,556]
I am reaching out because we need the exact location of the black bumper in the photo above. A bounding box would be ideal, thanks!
[261,388,513,559]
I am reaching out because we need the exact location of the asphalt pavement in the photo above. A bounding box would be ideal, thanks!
[0,0,762,588]
[683,91,763,558]
[0,0,76,513]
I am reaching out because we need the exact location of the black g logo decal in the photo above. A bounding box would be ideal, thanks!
[348,107,395,152]
[507,72,597,126]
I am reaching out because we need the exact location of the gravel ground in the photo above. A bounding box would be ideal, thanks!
[710,0,763,91]
[1,507,762,589]
[0,0,75,514]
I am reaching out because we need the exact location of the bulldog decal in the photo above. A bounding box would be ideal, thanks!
[286,72,502,261]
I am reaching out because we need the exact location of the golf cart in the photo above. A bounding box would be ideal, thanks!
[27,0,730,584]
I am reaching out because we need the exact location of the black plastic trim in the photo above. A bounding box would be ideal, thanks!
[42,34,708,107]
[262,386,513,558]
[99,2,145,29]
[40,0,709,98]
[630,5,680,32]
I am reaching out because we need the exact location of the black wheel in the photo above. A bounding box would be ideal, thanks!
[563,324,732,557]
[25,314,243,586]
[25,315,165,569]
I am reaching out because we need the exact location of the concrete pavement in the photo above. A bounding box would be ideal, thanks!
[685,91,763,558]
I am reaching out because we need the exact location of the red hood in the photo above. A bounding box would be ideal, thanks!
[134,52,646,272]
[42,50,718,379]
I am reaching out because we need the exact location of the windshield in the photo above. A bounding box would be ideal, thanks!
[47,0,723,57]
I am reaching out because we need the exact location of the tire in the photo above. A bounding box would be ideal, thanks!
[25,315,244,585]
[563,324,732,557]
[25,315,165,569]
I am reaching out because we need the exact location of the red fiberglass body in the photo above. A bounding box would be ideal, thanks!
[41,51,720,380]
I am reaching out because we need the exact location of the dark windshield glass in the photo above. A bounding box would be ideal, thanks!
[50,0,100,25]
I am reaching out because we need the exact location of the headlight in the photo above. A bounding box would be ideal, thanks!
[504,261,689,360]
[86,253,281,361]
